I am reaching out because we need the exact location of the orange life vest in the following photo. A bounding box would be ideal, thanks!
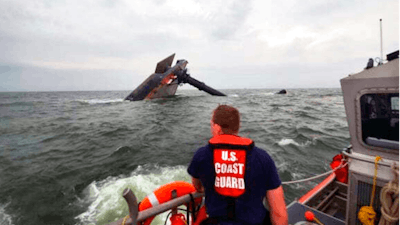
[209,135,254,198]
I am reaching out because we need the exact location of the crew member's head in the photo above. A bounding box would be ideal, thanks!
[211,105,240,136]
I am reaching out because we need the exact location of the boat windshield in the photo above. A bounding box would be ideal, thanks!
[360,93,399,149]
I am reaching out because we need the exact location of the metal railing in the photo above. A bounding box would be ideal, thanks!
[106,189,204,225]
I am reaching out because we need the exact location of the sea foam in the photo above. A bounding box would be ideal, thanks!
[85,99,124,104]
[0,202,13,225]
[76,165,191,225]
[277,138,315,147]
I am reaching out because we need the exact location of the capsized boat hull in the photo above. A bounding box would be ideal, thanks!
[125,54,226,101]
[125,54,181,101]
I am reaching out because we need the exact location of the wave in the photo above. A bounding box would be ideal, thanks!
[248,92,275,96]
[278,138,302,146]
[269,103,294,107]
[0,101,44,107]
[100,127,130,138]
[110,146,134,157]
[75,165,191,225]
[293,110,321,120]
[73,99,124,105]
[0,89,347,224]
[262,92,275,96]
[302,106,322,111]
[0,202,13,225]
[277,162,316,190]
[307,91,342,98]
[277,138,316,147]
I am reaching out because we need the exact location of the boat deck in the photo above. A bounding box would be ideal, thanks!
[286,172,348,224]
[287,202,345,224]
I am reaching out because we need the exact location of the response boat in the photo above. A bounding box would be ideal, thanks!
[106,50,399,225]
[287,50,399,224]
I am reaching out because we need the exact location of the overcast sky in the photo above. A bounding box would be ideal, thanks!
[0,0,398,91]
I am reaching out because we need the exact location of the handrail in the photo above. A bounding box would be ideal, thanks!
[342,150,397,167]
[106,189,204,225]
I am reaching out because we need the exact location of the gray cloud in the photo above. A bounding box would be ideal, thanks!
[0,0,398,91]
[209,0,253,40]
[0,63,139,92]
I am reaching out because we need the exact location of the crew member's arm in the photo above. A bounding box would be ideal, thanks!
[266,185,288,225]
[192,177,204,193]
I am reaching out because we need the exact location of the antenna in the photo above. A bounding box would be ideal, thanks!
[380,19,383,64]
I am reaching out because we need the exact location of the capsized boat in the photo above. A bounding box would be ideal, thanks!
[125,54,225,101]
[106,51,399,225]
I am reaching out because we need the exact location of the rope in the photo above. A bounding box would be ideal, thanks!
[122,215,130,225]
[371,156,382,206]
[358,156,381,225]
[282,161,348,185]
[378,163,399,225]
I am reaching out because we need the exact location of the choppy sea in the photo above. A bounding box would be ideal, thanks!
[0,88,350,225]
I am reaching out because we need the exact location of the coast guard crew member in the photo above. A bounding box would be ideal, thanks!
[187,105,288,225]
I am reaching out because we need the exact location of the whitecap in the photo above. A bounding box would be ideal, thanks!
[75,165,191,225]
[248,92,274,96]
[278,139,300,146]
[85,99,124,104]
[0,202,13,225]
[277,138,315,147]
[263,92,275,96]
[73,99,124,105]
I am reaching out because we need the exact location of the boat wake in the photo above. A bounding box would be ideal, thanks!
[75,165,191,225]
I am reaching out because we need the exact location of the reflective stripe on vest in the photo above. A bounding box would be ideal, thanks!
[209,135,254,198]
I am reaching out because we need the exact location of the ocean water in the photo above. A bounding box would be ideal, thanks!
[0,88,350,225]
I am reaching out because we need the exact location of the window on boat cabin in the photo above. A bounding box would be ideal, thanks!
[360,93,399,149]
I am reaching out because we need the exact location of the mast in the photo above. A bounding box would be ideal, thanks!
[380,19,383,64]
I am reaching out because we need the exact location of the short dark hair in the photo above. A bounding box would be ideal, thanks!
[212,105,240,134]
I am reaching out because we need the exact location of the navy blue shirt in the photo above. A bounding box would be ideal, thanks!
[187,142,281,225]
